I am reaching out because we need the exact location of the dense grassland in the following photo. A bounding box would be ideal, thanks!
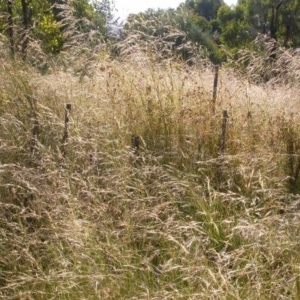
[1,45,300,299]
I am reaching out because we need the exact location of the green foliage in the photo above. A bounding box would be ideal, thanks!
[72,0,106,33]
[217,4,252,50]
[176,7,212,40]
[35,13,63,53]
[1,0,300,63]
[182,0,300,60]
[123,6,226,64]
[92,0,115,19]
[238,0,300,47]
[0,0,113,56]
[185,0,224,20]
[180,0,227,62]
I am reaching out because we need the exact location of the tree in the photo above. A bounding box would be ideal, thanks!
[92,0,115,19]
[217,4,252,50]
[238,0,300,47]
[277,0,300,47]
[123,6,225,64]
[185,0,224,20]
[0,0,114,56]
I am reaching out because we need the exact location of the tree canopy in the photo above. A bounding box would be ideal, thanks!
[1,0,299,65]
[0,0,113,56]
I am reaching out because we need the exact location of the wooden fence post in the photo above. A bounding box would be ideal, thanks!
[23,94,40,156]
[286,128,300,194]
[131,135,141,166]
[215,110,229,190]
[197,142,203,161]
[131,135,140,155]
[29,96,39,155]
[212,65,219,113]
[61,104,71,157]
[220,110,229,154]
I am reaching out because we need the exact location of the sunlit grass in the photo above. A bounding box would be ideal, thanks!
[1,47,300,299]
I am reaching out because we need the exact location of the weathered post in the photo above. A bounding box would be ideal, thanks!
[197,142,203,161]
[220,110,229,154]
[61,104,71,157]
[131,135,140,155]
[216,110,229,190]
[286,126,300,194]
[29,96,39,155]
[212,65,219,113]
[131,135,141,166]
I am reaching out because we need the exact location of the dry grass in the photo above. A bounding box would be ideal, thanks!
[1,45,300,300]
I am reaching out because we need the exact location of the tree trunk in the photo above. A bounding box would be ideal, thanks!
[21,0,29,59]
[270,1,283,41]
[7,0,14,56]
[269,1,283,59]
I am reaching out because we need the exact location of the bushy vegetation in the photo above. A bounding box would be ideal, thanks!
[123,0,300,64]
[1,1,300,299]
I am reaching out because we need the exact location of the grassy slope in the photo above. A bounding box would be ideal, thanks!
[1,53,300,299]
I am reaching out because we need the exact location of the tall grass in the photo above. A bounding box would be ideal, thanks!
[1,33,300,299]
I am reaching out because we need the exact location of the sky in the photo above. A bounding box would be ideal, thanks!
[114,0,238,20]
